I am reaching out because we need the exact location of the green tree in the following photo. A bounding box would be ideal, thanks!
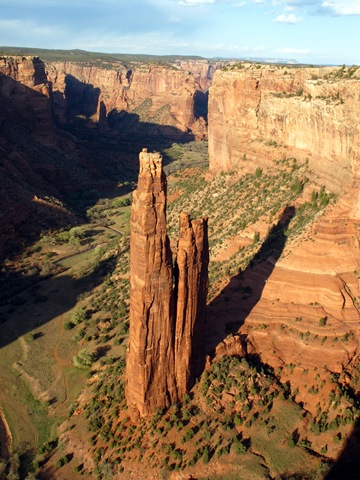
[73,348,94,369]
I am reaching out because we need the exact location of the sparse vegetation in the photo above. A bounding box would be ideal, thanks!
[0,127,353,480]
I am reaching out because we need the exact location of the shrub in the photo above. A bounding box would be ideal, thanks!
[234,442,248,454]
[319,317,327,327]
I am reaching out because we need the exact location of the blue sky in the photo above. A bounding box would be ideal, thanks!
[0,0,359,64]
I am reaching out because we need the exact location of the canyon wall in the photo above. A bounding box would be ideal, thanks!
[207,64,360,413]
[208,64,360,194]
[0,56,54,143]
[46,61,209,138]
[126,150,208,418]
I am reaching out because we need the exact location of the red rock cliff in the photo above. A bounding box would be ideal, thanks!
[0,56,54,143]
[47,62,205,137]
[208,64,360,194]
[126,150,209,418]
[207,64,360,414]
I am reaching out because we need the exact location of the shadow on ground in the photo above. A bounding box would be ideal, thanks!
[206,205,295,356]
[0,253,119,350]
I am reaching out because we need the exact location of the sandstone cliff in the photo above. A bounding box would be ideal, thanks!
[208,64,360,194]
[46,61,207,138]
[206,63,360,416]
[126,150,208,418]
[0,56,116,254]
[0,56,54,144]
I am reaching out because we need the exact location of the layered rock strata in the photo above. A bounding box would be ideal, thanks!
[46,62,207,138]
[208,64,360,194]
[206,63,360,416]
[126,149,208,418]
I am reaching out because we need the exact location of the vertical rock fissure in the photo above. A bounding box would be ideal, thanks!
[125,149,209,419]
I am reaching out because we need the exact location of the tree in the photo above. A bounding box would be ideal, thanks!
[73,348,94,369]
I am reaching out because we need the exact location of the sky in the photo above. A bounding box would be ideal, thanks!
[0,0,359,65]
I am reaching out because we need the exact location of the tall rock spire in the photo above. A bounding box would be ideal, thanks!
[125,149,209,419]
[125,149,177,419]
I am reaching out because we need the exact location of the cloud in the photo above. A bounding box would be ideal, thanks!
[275,12,302,22]
[273,0,360,15]
[177,0,215,5]
[320,1,360,15]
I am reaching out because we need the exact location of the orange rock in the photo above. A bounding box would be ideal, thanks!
[46,61,211,138]
[208,64,360,194]
[174,212,209,398]
[126,150,209,418]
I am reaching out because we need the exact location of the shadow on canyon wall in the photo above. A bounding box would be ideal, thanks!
[206,205,296,356]
[0,70,195,258]
[194,90,208,122]
[64,74,101,119]
[205,205,360,479]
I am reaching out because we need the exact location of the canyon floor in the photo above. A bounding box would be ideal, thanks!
[1,139,360,479]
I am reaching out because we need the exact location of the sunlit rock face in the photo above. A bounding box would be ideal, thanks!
[0,56,54,143]
[208,64,360,413]
[208,64,360,195]
[125,149,209,419]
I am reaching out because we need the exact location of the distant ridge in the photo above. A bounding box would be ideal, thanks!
[0,45,301,66]
[0,46,206,65]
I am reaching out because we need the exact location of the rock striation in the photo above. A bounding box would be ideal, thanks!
[46,62,209,138]
[206,63,360,418]
[208,64,360,194]
[126,149,208,418]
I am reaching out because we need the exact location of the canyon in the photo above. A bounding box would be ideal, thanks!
[46,57,219,139]
[0,54,215,254]
[1,52,360,479]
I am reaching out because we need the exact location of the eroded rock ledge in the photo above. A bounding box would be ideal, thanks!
[125,149,209,418]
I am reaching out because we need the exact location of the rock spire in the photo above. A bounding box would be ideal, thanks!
[125,149,209,418]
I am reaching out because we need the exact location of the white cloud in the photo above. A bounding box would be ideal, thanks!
[275,12,302,22]
[178,0,215,5]
[321,1,360,15]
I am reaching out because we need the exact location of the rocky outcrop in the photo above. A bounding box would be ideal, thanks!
[208,64,360,194]
[126,149,208,418]
[125,149,177,418]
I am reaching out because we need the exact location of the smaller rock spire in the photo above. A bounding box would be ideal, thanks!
[174,213,209,398]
